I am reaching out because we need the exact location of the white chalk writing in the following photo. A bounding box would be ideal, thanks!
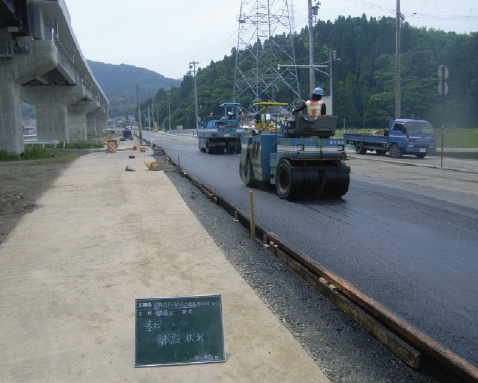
[153,300,220,310]
[194,354,220,362]
[156,333,204,347]
[144,319,161,332]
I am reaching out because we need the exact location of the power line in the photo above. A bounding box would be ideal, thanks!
[404,11,478,21]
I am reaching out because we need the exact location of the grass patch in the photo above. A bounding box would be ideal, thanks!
[436,129,478,148]
[0,147,54,161]
[0,150,21,161]
[0,148,80,164]
[1,139,104,162]
[63,141,103,149]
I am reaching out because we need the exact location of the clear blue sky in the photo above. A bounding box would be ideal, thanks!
[65,0,477,80]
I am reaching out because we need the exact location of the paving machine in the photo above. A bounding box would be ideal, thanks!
[198,102,245,154]
[239,102,350,200]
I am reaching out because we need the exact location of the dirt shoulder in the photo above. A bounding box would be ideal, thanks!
[0,159,71,244]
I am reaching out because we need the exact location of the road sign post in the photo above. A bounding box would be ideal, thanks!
[438,65,448,169]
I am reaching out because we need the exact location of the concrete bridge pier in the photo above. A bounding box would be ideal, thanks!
[68,100,99,141]
[0,38,58,154]
[86,106,105,137]
[0,59,23,154]
[21,85,86,142]
[97,113,108,134]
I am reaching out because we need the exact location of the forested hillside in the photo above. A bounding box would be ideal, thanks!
[88,61,180,118]
[142,15,477,130]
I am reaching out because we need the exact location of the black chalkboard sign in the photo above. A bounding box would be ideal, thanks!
[135,294,225,367]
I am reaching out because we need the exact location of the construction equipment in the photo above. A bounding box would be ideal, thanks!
[198,102,245,154]
[239,102,350,200]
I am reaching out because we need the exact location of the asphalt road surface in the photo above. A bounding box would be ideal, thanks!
[143,131,478,370]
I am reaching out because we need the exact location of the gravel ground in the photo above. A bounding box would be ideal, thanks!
[161,153,439,383]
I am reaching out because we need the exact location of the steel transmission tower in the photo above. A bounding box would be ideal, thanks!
[234,0,301,108]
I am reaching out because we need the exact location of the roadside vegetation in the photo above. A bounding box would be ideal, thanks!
[435,128,478,148]
[0,148,78,163]
[142,16,478,132]
[0,140,104,163]
[62,141,104,149]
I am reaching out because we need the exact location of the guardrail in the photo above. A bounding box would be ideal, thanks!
[24,140,60,148]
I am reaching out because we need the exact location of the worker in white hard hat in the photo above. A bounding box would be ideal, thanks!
[292,87,326,116]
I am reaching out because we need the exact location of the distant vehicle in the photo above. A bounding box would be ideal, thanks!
[197,102,245,154]
[121,128,133,141]
[344,119,436,158]
[239,101,350,200]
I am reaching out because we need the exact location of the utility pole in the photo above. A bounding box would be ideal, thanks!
[279,0,322,100]
[189,61,199,129]
[329,49,337,115]
[395,0,401,119]
[308,0,316,95]
[151,99,155,131]
[278,46,338,114]
[136,83,143,144]
[166,89,172,134]
[438,65,449,169]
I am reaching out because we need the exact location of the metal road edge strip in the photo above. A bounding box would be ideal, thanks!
[262,231,478,383]
[161,149,478,383]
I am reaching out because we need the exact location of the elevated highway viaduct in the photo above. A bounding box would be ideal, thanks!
[0,0,109,154]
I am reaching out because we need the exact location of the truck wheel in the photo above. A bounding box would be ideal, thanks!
[389,144,402,158]
[276,159,299,200]
[239,158,255,187]
[355,143,366,154]
[206,141,215,154]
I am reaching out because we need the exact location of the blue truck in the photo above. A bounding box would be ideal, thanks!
[344,119,436,158]
[121,128,133,140]
[198,102,245,154]
[239,102,350,200]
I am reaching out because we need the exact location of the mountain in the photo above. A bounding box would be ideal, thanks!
[87,60,180,118]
